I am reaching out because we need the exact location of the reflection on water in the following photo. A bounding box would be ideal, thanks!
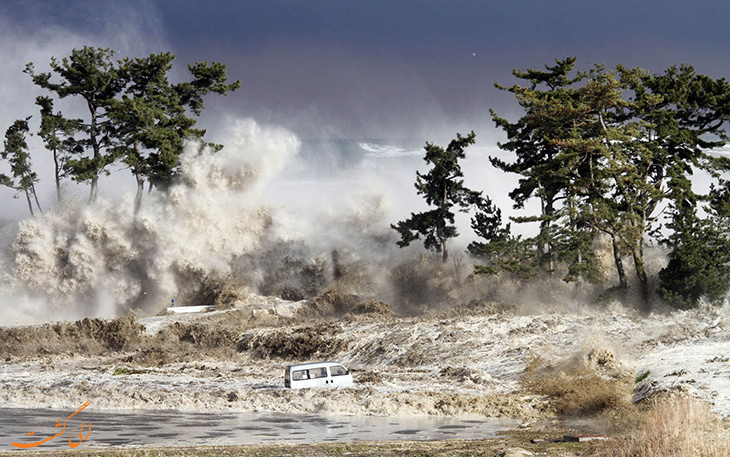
[1,407,519,450]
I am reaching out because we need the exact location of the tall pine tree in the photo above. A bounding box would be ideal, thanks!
[392,131,482,263]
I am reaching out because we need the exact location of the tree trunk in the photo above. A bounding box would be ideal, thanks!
[612,235,627,289]
[632,246,651,313]
[31,185,43,214]
[53,148,62,203]
[441,183,448,263]
[88,177,98,203]
[24,189,35,217]
[133,140,144,214]
[134,170,144,214]
[538,183,554,272]
[538,193,547,258]
[88,101,100,203]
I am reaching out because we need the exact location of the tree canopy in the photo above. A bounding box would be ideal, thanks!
[478,58,730,310]
[22,46,241,207]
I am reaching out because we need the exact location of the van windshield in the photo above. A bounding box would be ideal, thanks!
[330,365,349,376]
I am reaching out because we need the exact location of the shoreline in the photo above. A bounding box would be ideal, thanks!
[0,427,611,457]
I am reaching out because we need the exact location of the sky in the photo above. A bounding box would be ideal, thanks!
[1,0,730,217]
[3,0,730,140]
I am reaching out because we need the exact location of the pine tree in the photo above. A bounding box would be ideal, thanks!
[109,53,240,212]
[493,59,730,311]
[25,47,125,202]
[659,167,730,308]
[1,118,42,216]
[467,195,530,276]
[620,64,730,309]
[392,131,481,263]
[489,57,600,281]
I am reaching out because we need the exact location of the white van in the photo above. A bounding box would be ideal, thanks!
[284,362,353,389]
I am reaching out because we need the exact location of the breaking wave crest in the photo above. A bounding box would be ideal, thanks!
[0,118,395,325]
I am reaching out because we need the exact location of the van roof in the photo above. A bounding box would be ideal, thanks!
[286,361,345,370]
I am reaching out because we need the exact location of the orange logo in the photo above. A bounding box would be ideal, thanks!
[11,401,92,449]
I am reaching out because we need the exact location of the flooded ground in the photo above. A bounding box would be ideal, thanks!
[1,408,518,451]
[2,298,730,418]
[2,295,730,457]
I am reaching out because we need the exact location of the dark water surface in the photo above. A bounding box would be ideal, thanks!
[0,407,519,450]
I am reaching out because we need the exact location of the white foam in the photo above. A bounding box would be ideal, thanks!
[359,142,422,158]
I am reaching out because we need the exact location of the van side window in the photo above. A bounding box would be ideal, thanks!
[309,367,328,379]
[292,370,308,380]
[330,365,349,376]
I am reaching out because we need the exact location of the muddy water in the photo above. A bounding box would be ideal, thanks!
[0,408,520,450]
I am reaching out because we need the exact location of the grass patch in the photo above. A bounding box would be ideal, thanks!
[112,367,132,376]
[0,437,603,457]
[634,369,651,384]
[604,395,730,456]
[112,367,149,376]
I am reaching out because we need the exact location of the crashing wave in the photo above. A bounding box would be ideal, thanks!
[0,118,400,326]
